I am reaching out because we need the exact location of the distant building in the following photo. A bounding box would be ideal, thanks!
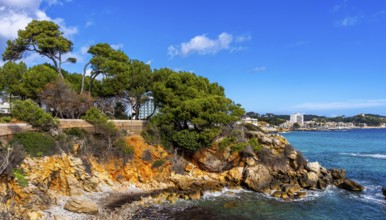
[0,102,10,114]
[290,113,304,126]
[242,117,258,126]
[138,96,157,119]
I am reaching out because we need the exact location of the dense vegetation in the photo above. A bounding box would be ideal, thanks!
[0,19,245,159]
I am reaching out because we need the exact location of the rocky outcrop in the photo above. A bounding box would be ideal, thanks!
[243,164,271,192]
[192,147,240,172]
[64,197,99,214]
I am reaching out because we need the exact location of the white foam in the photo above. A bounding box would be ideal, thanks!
[340,153,386,160]
[202,187,247,199]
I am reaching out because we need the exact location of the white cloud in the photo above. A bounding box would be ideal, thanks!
[146,60,153,65]
[293,99,386,111]
[336,16,362,27]
[168,32,250,58]
[0,0,77,44]
[250,66,267,73]
[111,43,124,50]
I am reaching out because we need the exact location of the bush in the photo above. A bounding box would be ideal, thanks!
[11,99,58,132]
[64,127,87,139]
[248,138,262,152]
[152,159,166,169]
[12,168,28,187]
[0,144,25,175]
[113,138,134,157]
[0,116,12,123]
[10,132,55,157]
[142,149,152,162]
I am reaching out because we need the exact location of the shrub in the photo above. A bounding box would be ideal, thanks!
[230,142,247,152]
[0,116,12,123]
[0,144,25,175]
[114,138,134,157]
[10,132,55,157]
[142,149,152,162]
[64,127,87,139]
[12,168,28,187]
[248,138,262,152]
[152,159,166,169]
[11,99,58,132]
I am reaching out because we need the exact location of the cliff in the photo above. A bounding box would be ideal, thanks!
[0,132,363,219]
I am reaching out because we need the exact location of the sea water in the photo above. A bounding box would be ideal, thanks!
[134,129,386,219]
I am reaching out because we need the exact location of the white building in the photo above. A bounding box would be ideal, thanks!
[0,102,10,114]
[242,117,258,126]
[290,113,304,126]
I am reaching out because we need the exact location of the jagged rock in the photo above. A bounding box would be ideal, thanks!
[337,179,364,191]
[382,187,386,199]
[225,167,244,184]
[306,162,321,175]
[272,138,281,147]
[245,158,256,166]
[192,147,239,172]
[318,179,328,190]
[241,145,255,157]
[287,151,297,160]
[329,169,346,180]
[64,197,99,214]
[260,136,273,145]
[243,164,272,192]
[307,172,319,188]
[188,190,202,200]
[271,191,282,198]
[295,191,307,198]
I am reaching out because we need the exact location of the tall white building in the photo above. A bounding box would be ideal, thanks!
[290,113,304,126]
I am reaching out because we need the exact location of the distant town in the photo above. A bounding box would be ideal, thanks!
[242,112,386,132]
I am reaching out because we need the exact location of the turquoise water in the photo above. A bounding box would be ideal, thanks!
[135,129,386,219]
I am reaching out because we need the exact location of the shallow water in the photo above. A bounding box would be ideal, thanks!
[133,129,386,219]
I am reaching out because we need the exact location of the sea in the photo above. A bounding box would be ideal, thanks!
[133,128,386,220]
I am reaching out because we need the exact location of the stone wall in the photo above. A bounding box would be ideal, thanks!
[0,119,147,140]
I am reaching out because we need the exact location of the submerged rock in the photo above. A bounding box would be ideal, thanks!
[337,179,365,191]
[382,187,386,199]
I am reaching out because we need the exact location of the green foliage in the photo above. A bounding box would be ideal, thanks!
[293,122,301,129]
[21,64,58,100]
[113,137,134,156]
[0,61,27,98]
[125,60,153,119]
[83,43,130,94]
[218,137,237,150]
[12,168,28,187]
[248,138,262,152]
[10,132,55,157]
[11,99,58,131]
[0,116,12,123]
[230,142,248,153]
[64,128,87,139]
[152,159,166,169]
[2,20,75,77]
[113,102,129,119]
[82,107,109,125]
[143,70,245,151]
[172,130,202,150]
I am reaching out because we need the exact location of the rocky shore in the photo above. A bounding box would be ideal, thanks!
[0,132,365,219]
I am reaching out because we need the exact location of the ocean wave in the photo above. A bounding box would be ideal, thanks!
[339,153,386,160]
[202,187,247,199]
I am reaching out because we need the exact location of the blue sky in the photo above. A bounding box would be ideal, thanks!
[1,0,386,116]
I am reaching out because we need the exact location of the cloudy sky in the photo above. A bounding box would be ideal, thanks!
[1,0,386,116]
